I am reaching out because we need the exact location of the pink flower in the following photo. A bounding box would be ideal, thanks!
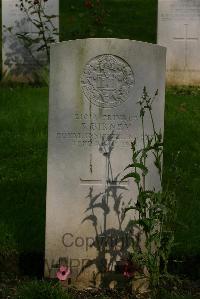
[56,265,70,281]
[123,270,133,278]
[84,0,93,8]
[123,262,135,278]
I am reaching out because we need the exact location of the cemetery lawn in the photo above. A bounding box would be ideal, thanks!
[164,87,200,258]
[0,86,48,254]
[0,85,200,263]
[60,0,157,43]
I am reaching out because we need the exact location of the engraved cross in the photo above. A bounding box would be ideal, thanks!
[80,134,128,188]
[80,158,128,188]
[80,178,128,188]
[173,24,199,69]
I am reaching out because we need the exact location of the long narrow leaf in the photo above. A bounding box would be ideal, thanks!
[124,163,148,175]
[121,172,141,183]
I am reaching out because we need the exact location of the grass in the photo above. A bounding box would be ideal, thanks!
[156,293,195,299]
[164,87,200,256]
[0,87,48,253]
[14,280,74,299]
[4,278,196,299]
[60,0,157,43]
[0,221,18,256]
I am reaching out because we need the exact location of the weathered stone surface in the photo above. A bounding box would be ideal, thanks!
[158,0,200,85]
[2,0,59,81]
[45,38,166,288]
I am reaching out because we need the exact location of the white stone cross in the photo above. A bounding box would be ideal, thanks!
[173,24,199,69]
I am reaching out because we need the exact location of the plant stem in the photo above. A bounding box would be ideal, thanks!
[37,1,50,62]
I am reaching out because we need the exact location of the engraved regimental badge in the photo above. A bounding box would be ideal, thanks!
[80,54,135,108]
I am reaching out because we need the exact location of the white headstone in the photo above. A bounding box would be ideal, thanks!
[158,0,200,85]
[2,0,59,81]
[45,39,166,288]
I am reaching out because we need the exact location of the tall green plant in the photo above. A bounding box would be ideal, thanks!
[3,0,58,82]
[16,0,58,63]
[122,87,176,291]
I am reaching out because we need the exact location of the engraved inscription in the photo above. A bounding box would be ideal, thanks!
[56,112,138,147]
[80,54,134,108]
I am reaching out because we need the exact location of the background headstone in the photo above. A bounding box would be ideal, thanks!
[45,39,166,287]
[157,0,200,85]
[2,0,59,82]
